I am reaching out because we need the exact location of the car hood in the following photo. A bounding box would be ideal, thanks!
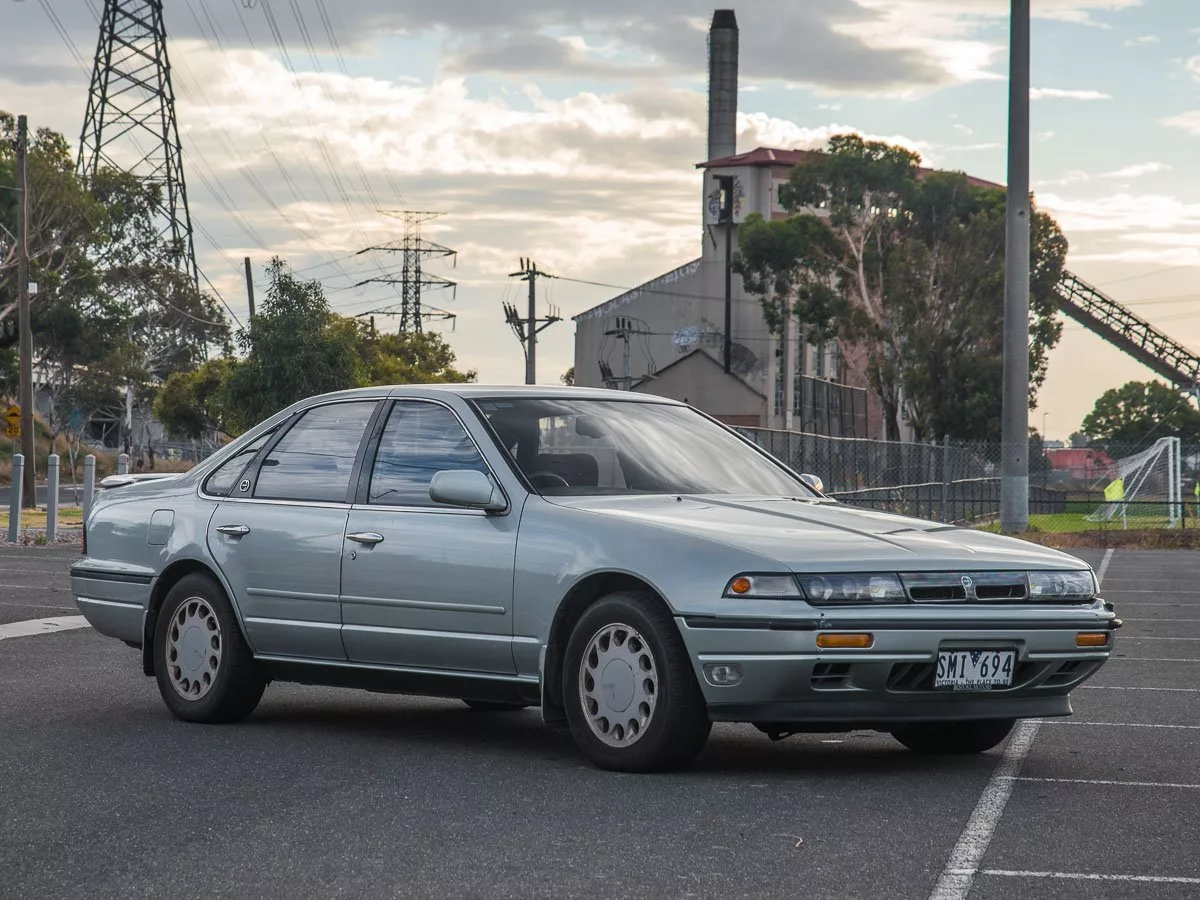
[549,494,1088,572]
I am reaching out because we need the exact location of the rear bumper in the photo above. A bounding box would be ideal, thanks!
[677,612,1115,725]
[71,569,151,645]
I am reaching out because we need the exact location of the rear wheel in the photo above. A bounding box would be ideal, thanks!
[153,572,265,724]
[890,719,1016,754]
[563,591,710,773]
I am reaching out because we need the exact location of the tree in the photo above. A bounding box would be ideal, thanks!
[221,259,365,431]
[561,366,575,386]
[735,134,1067,442]
[1069,431,1091,449]
[1081,381,1200,449]
[154,357,233,440]
[359,328,475,386]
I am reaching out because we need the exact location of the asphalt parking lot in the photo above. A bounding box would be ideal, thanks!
[1,545,1198,899]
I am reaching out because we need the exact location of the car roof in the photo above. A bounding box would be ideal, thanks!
[388,384,680,403]
[295,384,683,404]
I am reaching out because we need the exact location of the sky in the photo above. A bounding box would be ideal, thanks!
[2,0,1200,441]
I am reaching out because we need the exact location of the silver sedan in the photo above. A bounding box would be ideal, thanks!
[72,386,1119,772]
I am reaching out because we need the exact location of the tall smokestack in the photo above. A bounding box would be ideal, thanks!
[707,9,738,162]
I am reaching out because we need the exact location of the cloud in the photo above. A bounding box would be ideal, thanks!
[1124,35,1161,46]
[1162,110,1200,135]
[1038,192,1200,233]
[1030,87,1113,101]
[1187,56,1200,81]
[1037,170,1091,187]
[1037,130,1056,141]
[1100,162,1171,178]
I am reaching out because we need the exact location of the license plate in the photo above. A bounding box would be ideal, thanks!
[935,650,1015,691]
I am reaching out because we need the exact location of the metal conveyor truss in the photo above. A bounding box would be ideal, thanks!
[1054,271,1200,388]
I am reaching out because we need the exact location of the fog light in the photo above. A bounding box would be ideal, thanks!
[1076,632,1109,648]
[816,633,874,649]
[703,663,743,686]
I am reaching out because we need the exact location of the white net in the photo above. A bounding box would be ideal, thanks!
[1087,437,1182,527]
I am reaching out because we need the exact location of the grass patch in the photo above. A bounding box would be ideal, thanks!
[0,507,84,530]
[975,512,1182,534]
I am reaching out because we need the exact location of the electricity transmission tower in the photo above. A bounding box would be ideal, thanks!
[78,0,198,286]
[355,211,457,333]
[504,258,561,384]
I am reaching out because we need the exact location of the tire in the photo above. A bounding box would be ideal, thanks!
[463,700,528,712]
[563,591,711,773]
[153,572,266,724]
[890,718,1016,755]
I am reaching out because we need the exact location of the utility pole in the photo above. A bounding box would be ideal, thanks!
[504,259,561,385]
[244,256,255,319]
[16,115,35,509]
[602,316,653,389]
[1000,0,1031,533]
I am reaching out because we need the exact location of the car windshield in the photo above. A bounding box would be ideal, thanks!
[471,397,815,498]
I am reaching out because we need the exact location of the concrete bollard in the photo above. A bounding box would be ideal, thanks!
[46,453,59,542]
[8,454,23,543]
[118,453,130,475]
[82,455,96,527]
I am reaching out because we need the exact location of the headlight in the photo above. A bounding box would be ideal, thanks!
[796,573,906,604]
[724,574,803,599]
[1028,570,1096,601]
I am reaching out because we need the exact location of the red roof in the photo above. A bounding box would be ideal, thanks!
[698,146,1005,191]
[1046,448,1115,472]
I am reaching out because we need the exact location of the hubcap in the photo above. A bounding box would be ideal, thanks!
[166,596,222,701]
[578,623,658,748]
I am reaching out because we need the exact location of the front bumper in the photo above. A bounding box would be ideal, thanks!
[677,606,1117,727]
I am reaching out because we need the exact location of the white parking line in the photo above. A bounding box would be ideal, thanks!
[1007,776,1200,789]
[1119,636,1200,641]
[1043,721,1200,730]
[926,547,1115,900]
[1082,685,1200,693]
[979,870,1200,885]
[0,616,91,640]
[927,720,1041,900]
[1110,657,1200,662]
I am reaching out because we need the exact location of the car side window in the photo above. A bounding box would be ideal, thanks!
[368,402,489,507]
[252,401,377,503]
[202,429,276,497]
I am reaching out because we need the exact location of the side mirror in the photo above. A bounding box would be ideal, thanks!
[800,473,825,494]
[429,470,506,512]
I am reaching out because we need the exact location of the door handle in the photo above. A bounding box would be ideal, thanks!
[216,524,251,536]
[346,532,384,546]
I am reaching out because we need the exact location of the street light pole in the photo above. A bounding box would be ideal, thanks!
[1000,0,1031,533]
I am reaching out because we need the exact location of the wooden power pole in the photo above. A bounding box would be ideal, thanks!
[16,114,35,509]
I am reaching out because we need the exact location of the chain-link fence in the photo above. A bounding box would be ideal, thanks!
[735,426,1200,534]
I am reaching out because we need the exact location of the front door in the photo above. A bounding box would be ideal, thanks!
[339,400,520,675]
[207,399,379,660]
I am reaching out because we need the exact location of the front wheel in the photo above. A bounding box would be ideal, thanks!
[153,572,266,724]
[563,591,711,773]
[890,719,1016,754]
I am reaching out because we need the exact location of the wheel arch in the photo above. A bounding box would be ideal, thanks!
[142,558,243,676]
[540,570,675,728]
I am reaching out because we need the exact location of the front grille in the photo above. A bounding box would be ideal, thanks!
[811,662,852,690]
[901,572,1028,603]
[1041,659,1101,687]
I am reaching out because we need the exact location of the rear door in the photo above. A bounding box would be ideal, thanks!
[206,399,380,660]
[339,399,520,674]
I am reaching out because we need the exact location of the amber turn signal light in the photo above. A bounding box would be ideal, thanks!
[816,633,874,649]
[729,576,753,595]
[1076,632,1109,648]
